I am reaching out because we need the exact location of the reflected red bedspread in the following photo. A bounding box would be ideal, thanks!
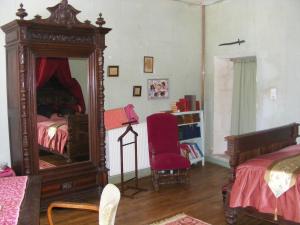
[37,114,68,154]
[230,144,300,222]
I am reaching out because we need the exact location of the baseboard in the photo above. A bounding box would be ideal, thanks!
[108,168,151,184]
[108,156,230,184]
[205,155,230,168]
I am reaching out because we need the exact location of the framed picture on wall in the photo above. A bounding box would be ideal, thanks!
[107,65,119,77]
[147,79,169,99]
[144,56,154,73]
[133,86,142,97]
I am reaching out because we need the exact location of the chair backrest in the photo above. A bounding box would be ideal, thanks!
[147,113,180,157]
[99,183,121,225]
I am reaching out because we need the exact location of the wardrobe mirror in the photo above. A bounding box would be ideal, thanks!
[36,57,90,170]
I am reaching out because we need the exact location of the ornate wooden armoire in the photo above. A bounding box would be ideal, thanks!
[1,0,111,205]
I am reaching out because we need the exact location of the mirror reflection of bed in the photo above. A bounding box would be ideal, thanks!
[36,57,89,170]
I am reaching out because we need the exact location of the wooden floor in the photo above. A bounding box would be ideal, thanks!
[40,163,275,225]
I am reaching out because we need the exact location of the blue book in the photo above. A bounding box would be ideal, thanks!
[192,143,204,157]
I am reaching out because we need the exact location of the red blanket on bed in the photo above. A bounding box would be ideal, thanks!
[37,114,68,154]
[230,144,300,223]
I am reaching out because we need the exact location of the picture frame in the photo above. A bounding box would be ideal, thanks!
[107,65,119,77]
[147,79,169,99]
[144,56,154,73]
[133,86,142,97]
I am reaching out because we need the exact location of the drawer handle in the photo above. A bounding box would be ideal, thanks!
[61,182,73,190]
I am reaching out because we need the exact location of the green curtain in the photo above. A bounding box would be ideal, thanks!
[230,58,256,135]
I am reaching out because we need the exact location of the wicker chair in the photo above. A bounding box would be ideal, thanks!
[47,183,121,225]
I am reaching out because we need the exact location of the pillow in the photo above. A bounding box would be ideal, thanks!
[37,105,54,118]
[104,108,129,130]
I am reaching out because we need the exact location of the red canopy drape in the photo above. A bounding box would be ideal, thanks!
[36,57,86,113]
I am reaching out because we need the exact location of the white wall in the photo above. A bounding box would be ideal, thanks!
[213,58,233,154]
[69,58,89,110]
[103,0,202,120]
[205,0,300,155]
[0,1,201,165]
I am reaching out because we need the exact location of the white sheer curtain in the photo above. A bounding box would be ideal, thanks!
[230,57,257,135]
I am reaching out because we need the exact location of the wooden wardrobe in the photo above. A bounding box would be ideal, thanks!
[1,0,111,206]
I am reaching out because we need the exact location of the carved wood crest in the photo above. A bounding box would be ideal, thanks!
[16,0,106,28]
[46,0,81,27]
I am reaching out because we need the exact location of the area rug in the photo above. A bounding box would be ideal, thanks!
[39,160,56,169]
[149,213,211,225]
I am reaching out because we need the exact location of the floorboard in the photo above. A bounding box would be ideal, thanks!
[40,163,275,225]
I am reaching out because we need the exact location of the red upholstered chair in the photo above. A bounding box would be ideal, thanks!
[147,113,190,191]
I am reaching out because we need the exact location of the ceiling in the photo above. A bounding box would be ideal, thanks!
[173,0,224,6]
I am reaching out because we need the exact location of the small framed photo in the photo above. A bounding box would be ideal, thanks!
[144,56,154,73]
[147,79,169,99]
[108,65,119,77]
[133,86,142,97]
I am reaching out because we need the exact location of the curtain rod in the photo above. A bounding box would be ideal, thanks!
[230,56,256,62]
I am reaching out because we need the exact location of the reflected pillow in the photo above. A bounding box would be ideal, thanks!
[50,113,65,121]
[37,114,49,122]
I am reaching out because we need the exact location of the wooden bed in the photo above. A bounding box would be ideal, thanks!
[18,176,41,225]
[37,77,89,163]
[223,123,300,225]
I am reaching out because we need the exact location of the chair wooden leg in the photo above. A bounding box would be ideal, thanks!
[151,169,190,190]
[152,170,159,191]
[47,201,98,225]
[184,169,189,185]
[176,170,180,183]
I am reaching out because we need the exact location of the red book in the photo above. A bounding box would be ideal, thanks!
[196,101,201,110]
[176,101,184,112]
[184,95,196,111]
[179,98,188,111]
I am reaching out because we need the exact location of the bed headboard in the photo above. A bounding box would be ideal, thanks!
[226,123,299,181]
[37,77,77,115]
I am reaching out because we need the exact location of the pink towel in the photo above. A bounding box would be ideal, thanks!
[124,104,139,123]
[104,108,129,130]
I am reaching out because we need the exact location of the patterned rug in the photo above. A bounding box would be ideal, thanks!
[39,160,56,169]
[149,213,211,225]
